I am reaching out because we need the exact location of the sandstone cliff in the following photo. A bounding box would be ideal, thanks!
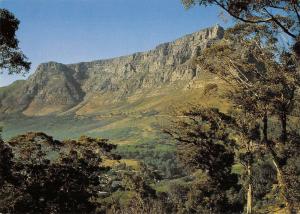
[0,25,224,116]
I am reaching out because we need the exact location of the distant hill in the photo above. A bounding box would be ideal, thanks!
[0,25,229,142]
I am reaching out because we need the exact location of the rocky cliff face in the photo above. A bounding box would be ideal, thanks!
[0,63,85,115]
[0,25,224,116]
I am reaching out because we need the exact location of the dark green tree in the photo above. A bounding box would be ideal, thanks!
[0,132,119,213]
[0,8,30,74]
[166,107,243,213]
[108,168,167,214]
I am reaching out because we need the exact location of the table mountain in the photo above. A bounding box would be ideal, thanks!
[0,25,227,141]
[0,25,224,116]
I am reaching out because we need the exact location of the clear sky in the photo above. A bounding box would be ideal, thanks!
[0,0,230,87]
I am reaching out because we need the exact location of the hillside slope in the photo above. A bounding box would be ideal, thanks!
[0,25,228,142]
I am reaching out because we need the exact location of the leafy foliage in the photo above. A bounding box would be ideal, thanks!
[0,132,119,213]
[181,0,299,38]
[117,143,185,179]
[194,23,300,213]
[0,9,30,74]
[165,107,243,213]
[181,0,300,58]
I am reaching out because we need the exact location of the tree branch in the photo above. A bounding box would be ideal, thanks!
[293,3,300,24]
[212,0,297,39]
[263,8,297,39]
[212,0,273,24]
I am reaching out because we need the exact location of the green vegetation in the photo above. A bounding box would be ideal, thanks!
[1,3,300,213]
[0,132,120,213]
[117,141,184,179]
[0,9,31,74]
[197,22,300,213]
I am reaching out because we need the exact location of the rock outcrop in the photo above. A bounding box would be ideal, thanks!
[0,25,224,116]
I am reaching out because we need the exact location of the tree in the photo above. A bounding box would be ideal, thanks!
[108,168,168,214]
[195,23,300,213]
[165,107,243,213]
[230,112,260,214]
[0,132,120,213]
[0,9,31,209]
[0,9,30,74]
[282,129,300,209]
[181,0,300,57]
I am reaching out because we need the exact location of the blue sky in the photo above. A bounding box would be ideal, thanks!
[0,0,230,86]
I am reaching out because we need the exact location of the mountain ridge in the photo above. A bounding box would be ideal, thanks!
[0,25,224,116]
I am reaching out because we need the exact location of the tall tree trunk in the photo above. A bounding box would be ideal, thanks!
[280,112,287,144]
[246,140,253,214]
[263,111,292,213]
[272,159,293,214]
[263,111,268,143]
[246,164,252,214]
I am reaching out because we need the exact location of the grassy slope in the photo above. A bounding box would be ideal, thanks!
[1,75,230,142]
[0,77,229,178]
[0,80,26,94]
[1,77,230,175]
